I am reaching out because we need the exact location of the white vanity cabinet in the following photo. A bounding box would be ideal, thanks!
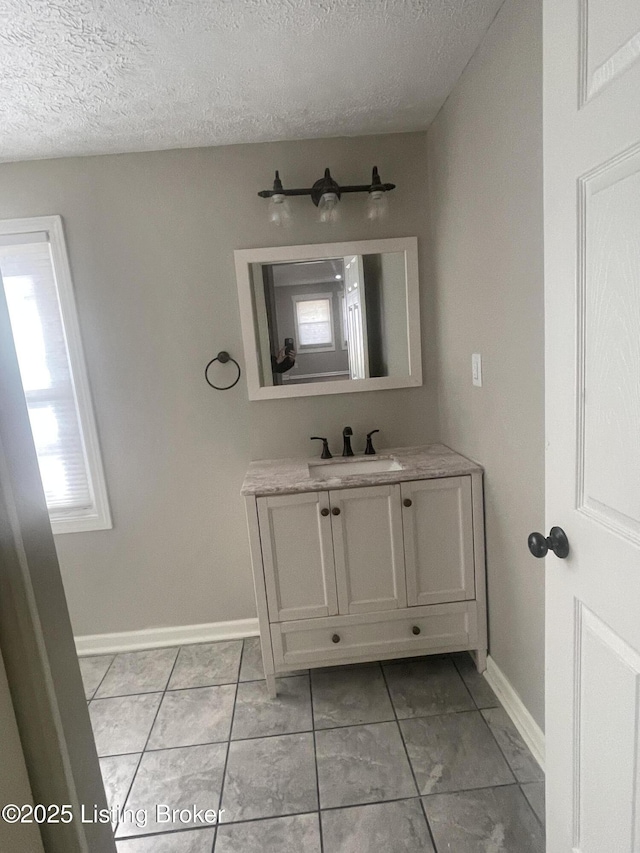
[243,445,487,697]
[401,476,475,606]
[330,484,406,615]
[257,492,338,622]
[258,485,405,622]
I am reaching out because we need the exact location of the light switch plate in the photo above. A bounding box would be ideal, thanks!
[472,353,482,387]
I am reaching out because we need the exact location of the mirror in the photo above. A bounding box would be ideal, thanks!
[235,237,421,399]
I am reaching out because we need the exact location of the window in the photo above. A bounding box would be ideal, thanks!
[293,293,335,352]
[0,216,111,534]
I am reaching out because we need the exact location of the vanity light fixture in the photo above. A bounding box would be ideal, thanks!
[258,167,395,225]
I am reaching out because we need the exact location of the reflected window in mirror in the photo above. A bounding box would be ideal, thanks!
[294,295,335,351]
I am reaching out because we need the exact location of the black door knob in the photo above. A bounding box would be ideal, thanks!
[528,526,570,559]
[332,507,341,516]
[320,508,330,517]
[332,634,341,643]
[403,498,413,508]
[412,625,421,635]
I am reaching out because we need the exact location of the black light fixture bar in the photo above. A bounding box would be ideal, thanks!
[258,166,395,207]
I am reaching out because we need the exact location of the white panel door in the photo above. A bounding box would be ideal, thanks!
[330,485,406,614]
[344,254,370,380]
[401,477,475,606]
[544,1,640,848]
[258,492,338,622]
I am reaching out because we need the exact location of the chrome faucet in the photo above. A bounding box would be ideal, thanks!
[342,426,354,457]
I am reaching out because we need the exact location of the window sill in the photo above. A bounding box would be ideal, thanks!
[51,513,112,535]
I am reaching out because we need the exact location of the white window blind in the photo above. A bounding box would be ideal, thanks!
[0,217,111,534]
[294,295,335,350]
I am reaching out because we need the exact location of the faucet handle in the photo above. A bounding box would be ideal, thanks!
[310,437,333,459]
[341,426,354,457]
[365,429,380,456]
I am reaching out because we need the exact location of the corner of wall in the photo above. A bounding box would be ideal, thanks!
[424,0,545,730]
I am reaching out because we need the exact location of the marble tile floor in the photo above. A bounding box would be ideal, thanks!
[81,639,545,852]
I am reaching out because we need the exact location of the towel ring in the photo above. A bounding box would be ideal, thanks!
[205,351,241,390]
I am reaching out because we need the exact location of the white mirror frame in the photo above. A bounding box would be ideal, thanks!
[234,237,422,400]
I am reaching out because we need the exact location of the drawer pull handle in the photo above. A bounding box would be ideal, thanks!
[332,633,341,644]
[320,508,330,517]
[412,625,421,635]
[332,507,341,516]
[403,498,413,508]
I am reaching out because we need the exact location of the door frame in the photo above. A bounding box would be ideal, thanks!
[0,280,115,853]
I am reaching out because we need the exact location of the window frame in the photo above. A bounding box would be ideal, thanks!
[0,215,112,534]
[292,292,336,353]
[339,292,348,350]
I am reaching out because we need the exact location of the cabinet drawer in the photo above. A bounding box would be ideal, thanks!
[271,602,478,668]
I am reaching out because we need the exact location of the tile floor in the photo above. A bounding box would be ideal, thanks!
[80,640,545,852]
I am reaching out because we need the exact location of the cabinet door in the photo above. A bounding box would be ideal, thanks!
[330,484,407,614]
[402,477,475,606]
[258,492,338,622]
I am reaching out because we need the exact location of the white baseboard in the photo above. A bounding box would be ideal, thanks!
[75,618,260,657]
[484,655,545,772]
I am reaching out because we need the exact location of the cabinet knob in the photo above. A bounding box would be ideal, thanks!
[332,633,341,643]
[320,508,330,517]
[332,507,341,516]
[412,625,421,635]
[403,498,412,508]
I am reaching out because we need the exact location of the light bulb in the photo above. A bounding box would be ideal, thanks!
[268,193,291,226]
[318,192,340,223]
[366,189,389,221]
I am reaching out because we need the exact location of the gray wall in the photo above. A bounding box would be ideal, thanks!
[426,0,545,727]
[0,132,437,637]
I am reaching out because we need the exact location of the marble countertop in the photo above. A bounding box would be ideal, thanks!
[241,443,482,497]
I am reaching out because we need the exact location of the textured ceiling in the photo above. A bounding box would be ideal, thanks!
[0,0,503,163]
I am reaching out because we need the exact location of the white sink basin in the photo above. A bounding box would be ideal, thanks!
[309,458,403,479]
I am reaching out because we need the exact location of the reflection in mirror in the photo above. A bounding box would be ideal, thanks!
[250,252,409,388]
[235,238,420,399]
